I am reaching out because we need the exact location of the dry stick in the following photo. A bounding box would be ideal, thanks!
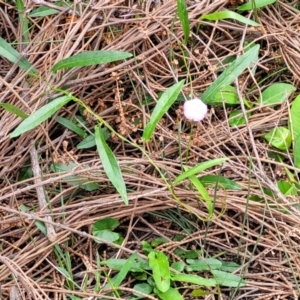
[30,143,57,242]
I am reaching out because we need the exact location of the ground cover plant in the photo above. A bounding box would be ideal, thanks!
[0,0,300,299]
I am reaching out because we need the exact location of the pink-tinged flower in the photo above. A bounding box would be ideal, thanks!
[183,98,208,121]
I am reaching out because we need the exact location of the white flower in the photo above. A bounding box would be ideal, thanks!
[183,98,208,121]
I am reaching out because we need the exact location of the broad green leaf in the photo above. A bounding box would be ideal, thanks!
[173,157,228,185]
[52,50,132,73]
[171,273,216,287]
[277,181,297,196]
[95,125,128,204]
[186,258,222,271]
[177,0,190,44]
[238,0,276,11]
[290,95,300,142]
[211,85,239,105]
[0,103,28,119]
[142,80,184,141]
[16,0,29,43]
[112,252,137,288]
[171,261,185,272]
[201,10,260,26]
[133,283,153,298]
[55,116,86,137]
[28,6,59,17]
[202,45,259,104]
[93,217,119,231]
[212,270,246,287]
[10,95,73,138]
[294,135,300,168]
[0,37,38,74]
[155,287,184,300]
[148,251,170,293]
[228,110,251,127]
[101,258,150,272]
[200,175,242,190]
[264,127,292,151]
[93,229,120,244]
[259,83,296,106]
[77,135,96,149]
[220,261,241,272]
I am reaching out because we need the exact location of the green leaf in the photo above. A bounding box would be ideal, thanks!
[28,6,59,17]
[55,116,86,137]
[171,261,185,272]
[0,37,38,74]
[201,10,260,26]
[211,85,239,105]
[260,83,296,106]
[173,157,228,185]
[155,287,184,300]
[133,283,153,298]
[228,110,250,127]
[148,251,170,293]
[93,217,119,231]
[200,175,242,190]
[277,181,297,196]
[16,0,29,43]
[238,0,277,11]
[220,261,241,272]
[77,135,96,149]
[95,125,128,204]
[0,103,28,119]
[50,162,99,191]
[112,252,137,288]
[212,270,246,287]
[186,258,222,271]
[101,258,150,272]
[171,273,216,287]
[186,170,213,217]
[264,127,292,151]
[52,50,132,73]
[294,135,300,168]
[10,95,73,138]
[290,95,300,142]
[93,229,120,244]
[142,80,184,141]
[177,0,190,44]
[202,45,259,104]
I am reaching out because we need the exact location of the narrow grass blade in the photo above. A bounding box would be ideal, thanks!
[28,1,71,17]
[142,80,184,141]
[0,103,28,119]
[95,125,128,205]
[0,37,38,74]
[294,136,300,168]
[173,158,228,185]
[112,252,137,288]
[16,0,29,43]
[55,116,86,138]
[238,0,276,10]
[10,95,73,138]
[201,10,260,26]
[177,0,190,44]
[202,45,259,104]
[185,169,213,217]
[52,50,132,73]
